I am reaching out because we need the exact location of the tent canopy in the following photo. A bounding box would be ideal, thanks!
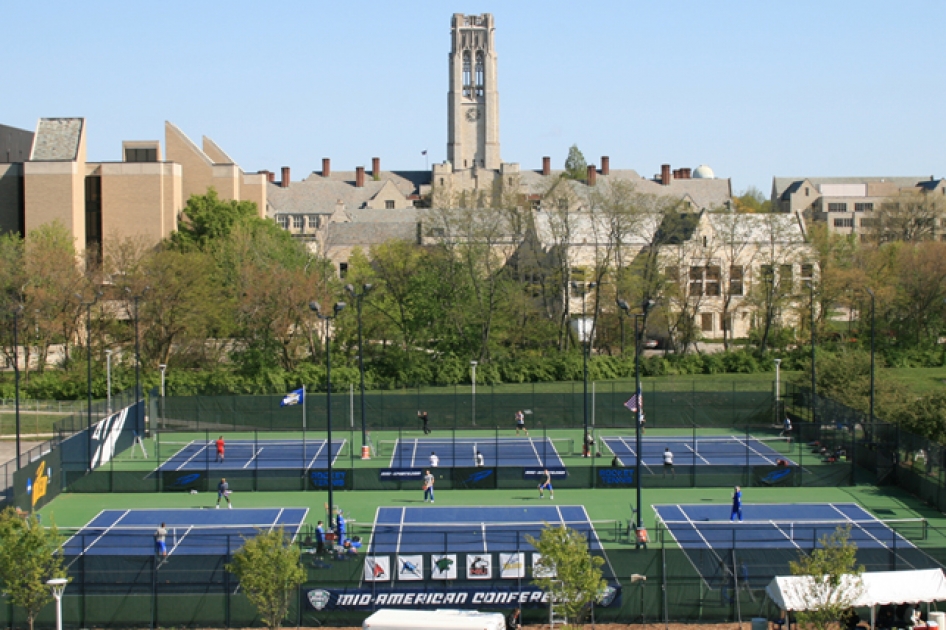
[766,569,946,611]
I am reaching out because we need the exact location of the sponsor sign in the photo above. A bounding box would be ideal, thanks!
[430,554,457,580]
[596,467,635,487]
[163,471,206,492]
[379,468,423,482]
[396,555,424,581]
[754,465,796,487]
[466,554,492,580]
[304,584,621,610]
[309,470,350,490]
[451,467,496,489]
[498,553,525,579]
[522,468,567,480]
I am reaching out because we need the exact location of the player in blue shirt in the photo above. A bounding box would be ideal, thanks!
[336,512,346,539]
[730,486,743,522]
[216,478,232,509]
[538,469,553,500]
[315,520,325,555]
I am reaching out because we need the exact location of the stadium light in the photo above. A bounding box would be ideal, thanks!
[470,361,478,427]
[345,283,373,458]
[47,578,68,630]
[570,281,597,455]
[76,291,101,471]
[105,349,112,414]
[310,300,346,526]
[774,358,781,424]
[126,287,149,441]
[809,281,816,428]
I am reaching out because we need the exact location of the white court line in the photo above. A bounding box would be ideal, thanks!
[166,525,193,557]
[683,442,712,465]
[619,437,654,473]
[243,448,263,469]
[66,509,131,565]
[174,441,212,471]
[730,435,778,465]
[770,520,802,550]
[395,506,407,556]
[828,504,917,568]
[305,441,327,470]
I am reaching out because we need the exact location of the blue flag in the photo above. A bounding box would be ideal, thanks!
[281,388,304,407]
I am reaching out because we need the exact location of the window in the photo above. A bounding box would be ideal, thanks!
[430,227,445,237]
[801,264,814,288]
[462,51,472,98]
[384,200,395,210]
[308,216,319,229]
[761,265,775,282]
[293,215,304,229]
[805,187,809,197]
[855,202,874,212]
[705,266,721,296]
[701,313,714,332]
[571,268,587,282]
[860,218,878,228]
[125,148,157,162]
[780,265,793,292]
[664,266,679,284]
[833,218,854,228]
[689,266,704,296]
[828,202,848,212]
[702,236,708,247]
[474,52,485,97]
[729,266,744,296]
[339,262,348,279]
[723,314,733,332]
[277,215,289,229]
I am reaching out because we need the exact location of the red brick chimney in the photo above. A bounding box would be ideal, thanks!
[281,166,290,188]
[683,167,692,179]
[322,158,331,177]
[542,156,550,176]
[601,156,610,176]
[355,166,365,188]
[372,157,380,178]
[661,164,671,186]
[587,165,597,186]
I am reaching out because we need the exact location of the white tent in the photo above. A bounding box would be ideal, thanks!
[766,569,946,610]
[766,569,946,629]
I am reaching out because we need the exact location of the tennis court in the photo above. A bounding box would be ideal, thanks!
[602,435,793,467]
[63,507,308,556]
[384,437,568,468]
[366,505,603,553]
[157,439,347,471]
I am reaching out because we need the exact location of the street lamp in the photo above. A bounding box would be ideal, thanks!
[76,291,101,470]
[345,283,373,458]
[809,281,817,427]
[11,305,23,469]
[470,361,478,427]
[46,578,68,630]
[310,300,346,527]
[105,349,112,414]
[617,298,654,542]
[570,281,597,454]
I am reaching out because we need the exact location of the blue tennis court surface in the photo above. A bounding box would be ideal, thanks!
[158,439,346,471]
[63,508,308,556]
[387,437,566,468]
[368,506,602,554]
[603,435,793,467]
[654,503,916,550]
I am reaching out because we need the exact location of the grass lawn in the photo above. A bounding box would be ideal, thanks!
[885,366,946,395]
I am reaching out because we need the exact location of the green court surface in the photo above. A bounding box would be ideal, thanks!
[40,480,946,552]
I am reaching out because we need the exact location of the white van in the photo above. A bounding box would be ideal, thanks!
[362,608,506,630]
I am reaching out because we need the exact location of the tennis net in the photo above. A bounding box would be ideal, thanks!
[654,517,928,544]
[376,437,575,458]
[157,439,352,462]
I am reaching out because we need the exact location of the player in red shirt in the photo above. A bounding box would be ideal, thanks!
[215,436,225,463]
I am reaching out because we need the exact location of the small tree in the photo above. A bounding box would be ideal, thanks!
[226,527,306,630]
[0,507,67,630]
[563,145,588,181]
[527,525,606,629]
[788,525,864,630]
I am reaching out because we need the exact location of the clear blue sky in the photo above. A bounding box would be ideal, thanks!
[6,1,944,194]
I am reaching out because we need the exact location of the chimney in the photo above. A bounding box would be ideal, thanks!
[661,164,671,186]
[542,156,551,176]
[683,167,691,179]
[586,165,597,186]
[281,166,290,188]
[601,156,610,176]
[322,158,331,177]
[673,169,680,179]
[372,157,380,178]
[355,166,365,188]
[267,171,275,183]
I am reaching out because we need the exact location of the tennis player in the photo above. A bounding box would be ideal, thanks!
[730,485,742,522]
[538,469,553,500]
[515,410,528,435]
[430,451,439,467]
[423,469,435,503]
[154,522,167,557]
[216,478,232,508]
[215,436,225,463]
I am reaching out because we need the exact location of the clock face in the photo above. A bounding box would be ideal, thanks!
[466,107,481,122]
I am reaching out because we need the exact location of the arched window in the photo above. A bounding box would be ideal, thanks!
[462,51,472,98]
[475,52,484,97]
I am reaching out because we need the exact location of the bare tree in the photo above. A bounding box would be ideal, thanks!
[870,190,945,243]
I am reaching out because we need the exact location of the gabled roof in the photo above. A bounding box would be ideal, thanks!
[773,176,931,200]
[326,221,418,246]
[268,171,428,215]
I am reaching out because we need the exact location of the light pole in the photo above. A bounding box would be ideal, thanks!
[126,288,148,436]
[12,305,22,469]
[810,281,817,427]
[865,288,875,426]
[774,358,782,424]
[46,578,68,630]
[570,281,597,453]
[616,298,627,354]
[105,349,112,414]
[159,364,167,429]
[76,292,100,470]
[470,361,478,427]
[310,300,346,528]
[345,283,373,458]
[618,298,654,540]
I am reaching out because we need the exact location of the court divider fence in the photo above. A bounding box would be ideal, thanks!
[7,518,942,629]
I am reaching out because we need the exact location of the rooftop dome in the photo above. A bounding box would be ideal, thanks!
[692,164,715,179]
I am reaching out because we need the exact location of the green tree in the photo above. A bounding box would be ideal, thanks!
[527,525,606,629]
[169,187,261,252]
[732,186,772,213]
[0,508,67,630]
[788,525,864,630]
[226,527,305,630]
[563,144,588,182]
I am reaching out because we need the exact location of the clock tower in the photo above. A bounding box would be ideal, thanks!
[447,13,501,171]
